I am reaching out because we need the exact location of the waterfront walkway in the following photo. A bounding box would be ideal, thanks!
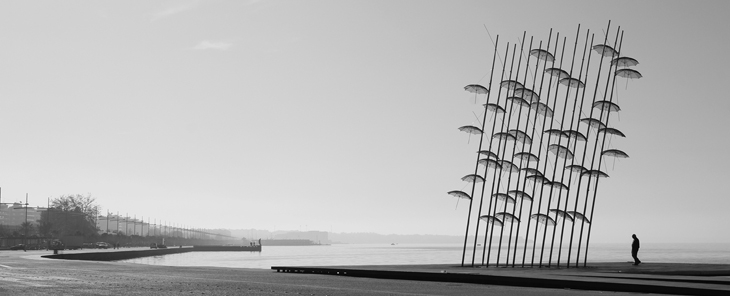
[2,248,729,295]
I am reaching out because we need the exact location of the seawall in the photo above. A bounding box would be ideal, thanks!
[41,247,193,261]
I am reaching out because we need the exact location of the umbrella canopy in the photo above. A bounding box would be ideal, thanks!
[567,211,591,224]
[565,164,588,174]
[544,129,569,141]
[478,150,499,160]
[501,80,524,90]
[462,174,486,183]
[531,213,557,226]
[478,158,503,170]
[495,212,520,223]
[507,96,531,108]
[592,44,618,57]
[599,127,626,138]
[581,169,609,179]
[479,215,504,227]
[549,209,574,222]
[580,118,608,130]
[464,84,489,94]
[521,168,544,176]
[484,103,506,114]
[611,57,639,67]
[498,160,520,174]
[548,144,574,159]
[615,68,643,79]
[514,152,539,163]
[492,193,516,204]
[602,149,629,158]
[545,180,569,191]
[508,129,532,145]
[530,102,554,118]
[545,67,570,80]
[508,190,533,202]
[447,190,471,200]
[514,88,540,103]
[493,132,517,142]
[593,100,621,112]
[530,48,555,62]
[563,129,587,142]
[458,125,483,135]
[559,77,586,88]
[525,174,550,184]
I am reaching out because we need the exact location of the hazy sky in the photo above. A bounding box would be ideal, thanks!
[1,0,728,243]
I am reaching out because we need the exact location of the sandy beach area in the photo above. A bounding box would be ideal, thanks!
[2,248,727,295]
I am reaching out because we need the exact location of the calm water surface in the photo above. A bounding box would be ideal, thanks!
[119,243,730,269]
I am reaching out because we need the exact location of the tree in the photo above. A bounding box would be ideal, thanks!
[20,221,35,236]
[39,194,101,237]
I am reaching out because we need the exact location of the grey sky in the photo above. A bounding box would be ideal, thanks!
[0,0,728,243]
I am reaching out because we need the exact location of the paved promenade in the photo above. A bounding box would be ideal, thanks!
[2,248,728,295]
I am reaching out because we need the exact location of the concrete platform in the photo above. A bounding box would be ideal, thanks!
[272,262,730,295]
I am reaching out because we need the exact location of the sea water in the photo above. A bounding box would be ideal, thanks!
[119,243,730,269]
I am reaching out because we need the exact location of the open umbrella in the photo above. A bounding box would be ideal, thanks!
[581,169,609,179]
[480,215,504,227]
[580,118,607,130]
[458,125,482,135]
[507,96,531,108]
[530,48,555,62]
[493,193,516,204]
[508,190,533,202]
[514,152,539,163]
[592,100,621,112]
[496,212,521,223]
[493,132,517,142]
[548,144,574,159]
[545,67,570,80]
[564,164,588,174]
[448,190,471,200]
[530,102,554,118]
[525,174,550,185]
[478,158,503,170]
[549,209,574,222]
[508,129,532,145]
[464,84,489,103]
[521,168,544,176]
[498,160,520,174]
[462,174,486,183]
[514,88,540,103]
[545,181,569,191]
[615,69,642,79]
[611,57,639,67]
[567,211,591,224]
[563,129,587,142]
[602,149,629,158]
[598,127,626,138]
[559,77,585,88]
[478,150,500,160]
[592,44,618,57]
[544,129,569,141]
[484,103,506,115]
[501,80,524,90]
[531,213,556,226]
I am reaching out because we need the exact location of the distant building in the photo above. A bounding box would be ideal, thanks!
[0,203,42,226]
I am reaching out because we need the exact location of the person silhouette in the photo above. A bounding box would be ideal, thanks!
[631,234,641,265]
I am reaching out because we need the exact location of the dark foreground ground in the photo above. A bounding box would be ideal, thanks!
[2,248,729,295]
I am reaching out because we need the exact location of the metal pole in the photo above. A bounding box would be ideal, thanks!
[583,30,624,266]
[466,34,500,266]
[484,42,516,266]
[556,29,593,268]
[575,24,620,266]
[546,24,582,267]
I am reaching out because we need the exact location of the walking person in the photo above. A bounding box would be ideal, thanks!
[631,234,641,265]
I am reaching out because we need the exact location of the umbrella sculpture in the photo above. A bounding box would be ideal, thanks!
[451,22,639,268]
